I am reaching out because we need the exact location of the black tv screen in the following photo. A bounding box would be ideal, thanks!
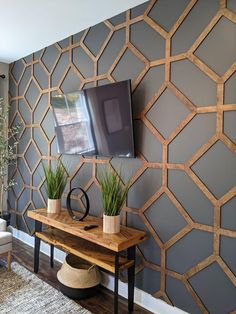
[51,80,135,158]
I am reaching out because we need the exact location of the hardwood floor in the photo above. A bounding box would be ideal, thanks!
[0,238,152,314]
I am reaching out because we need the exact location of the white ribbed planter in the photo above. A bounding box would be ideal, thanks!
[103,214,120,234]
[47,199,61,214]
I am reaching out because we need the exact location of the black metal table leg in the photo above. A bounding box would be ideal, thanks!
[50,244,54,268]
[128,246,136,313]
[34,220,42,273]
[114,252,119,314]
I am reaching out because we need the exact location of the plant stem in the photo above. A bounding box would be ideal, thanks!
[0,183,3,217]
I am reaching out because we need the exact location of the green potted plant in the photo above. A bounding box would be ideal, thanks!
[100,168,130,234]
[0,98,21,223]
[42,160,68,214]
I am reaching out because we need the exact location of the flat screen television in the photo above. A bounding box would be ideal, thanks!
[51,80,135,158]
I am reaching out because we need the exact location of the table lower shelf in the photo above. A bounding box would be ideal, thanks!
[36,228,134,273]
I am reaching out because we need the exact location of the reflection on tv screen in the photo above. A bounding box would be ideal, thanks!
[51,80,135,158]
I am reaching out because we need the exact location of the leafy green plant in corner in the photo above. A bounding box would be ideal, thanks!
[99,168,130,216]
[42,160,68,199]
[0,98,21,216]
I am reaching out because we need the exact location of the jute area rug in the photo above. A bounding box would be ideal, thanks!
[0,262,92,314]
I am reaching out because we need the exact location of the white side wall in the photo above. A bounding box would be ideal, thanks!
[0,62,9,212]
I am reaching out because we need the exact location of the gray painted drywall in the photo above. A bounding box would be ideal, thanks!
[0,62,9,101]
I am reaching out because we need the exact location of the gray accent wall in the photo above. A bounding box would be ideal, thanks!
[8,1,236,313]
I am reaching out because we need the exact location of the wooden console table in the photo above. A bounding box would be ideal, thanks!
[28,209,146,314]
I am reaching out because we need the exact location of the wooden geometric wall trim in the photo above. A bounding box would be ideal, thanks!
[9,0,236,312]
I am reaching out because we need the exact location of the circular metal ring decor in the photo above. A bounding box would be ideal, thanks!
[66,187,90,221]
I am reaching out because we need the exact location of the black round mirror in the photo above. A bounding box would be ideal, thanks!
[66,187,90,221]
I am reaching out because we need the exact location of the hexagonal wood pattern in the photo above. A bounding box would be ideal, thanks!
[8,0,236,312]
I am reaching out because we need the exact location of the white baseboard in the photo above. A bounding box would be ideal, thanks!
[10,227,187,314]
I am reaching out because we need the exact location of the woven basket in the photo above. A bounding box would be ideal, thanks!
[57,254,101,299]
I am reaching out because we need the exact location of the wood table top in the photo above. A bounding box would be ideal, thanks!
[28,209,147,252]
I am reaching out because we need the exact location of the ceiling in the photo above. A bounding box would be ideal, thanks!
[0,0,148,64]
